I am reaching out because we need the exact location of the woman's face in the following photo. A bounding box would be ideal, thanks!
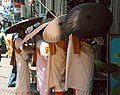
[0,24,2,29]
[19,31,24,38]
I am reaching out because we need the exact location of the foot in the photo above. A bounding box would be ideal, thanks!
[8,84,15,87]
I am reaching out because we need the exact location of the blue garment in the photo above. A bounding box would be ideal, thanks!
[8,64,17,87]
[1,26,6,33]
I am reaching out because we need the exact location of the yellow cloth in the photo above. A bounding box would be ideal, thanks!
[10,49,16,66]
[49,38,68,55]
[4,34,13,58]
[32,49,37,62]
[49,42,56,55]
[57,38,68,52]
[6,39,13,57]
[72,35,81,54]
[14,48,21,54]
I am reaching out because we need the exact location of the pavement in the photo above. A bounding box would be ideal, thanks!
[0,54,39,95]
[0,54,16,95]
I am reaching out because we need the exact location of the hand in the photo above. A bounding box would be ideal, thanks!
[31,49,34,53]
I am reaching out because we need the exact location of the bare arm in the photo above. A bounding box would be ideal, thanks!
[21,44,34,54]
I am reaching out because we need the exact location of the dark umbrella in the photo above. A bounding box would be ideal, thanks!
[21,21,50,45]
[21,18,53,45]
[43,15,71,42]
[65,3,113,38]
[5,17,43,33]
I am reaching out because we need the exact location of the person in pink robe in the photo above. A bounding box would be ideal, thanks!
[36,35,50,95]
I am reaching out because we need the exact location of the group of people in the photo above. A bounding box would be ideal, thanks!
[0,20,13,58]
[34,24,95,95]
[6,11,96,95]
[0,20,18,87]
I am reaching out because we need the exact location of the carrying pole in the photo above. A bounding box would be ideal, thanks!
[31,5,40,17]
[38,0,57,18]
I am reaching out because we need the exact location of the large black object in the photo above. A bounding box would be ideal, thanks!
[65,3,113,38]
[5,17,43,33]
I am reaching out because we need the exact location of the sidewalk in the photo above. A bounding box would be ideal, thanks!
[0,55,15,95]
[0,54,38,95]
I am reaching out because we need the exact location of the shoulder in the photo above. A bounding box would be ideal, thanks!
[15,37,22,41]
[15,38,22,46]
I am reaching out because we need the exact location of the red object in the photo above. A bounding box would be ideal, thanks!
[55,92,64,95]
[74,89,76,95]
[14,2,24,7]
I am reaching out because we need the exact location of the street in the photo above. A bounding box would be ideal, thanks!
[0,55,15,95]
[0,54,39,95]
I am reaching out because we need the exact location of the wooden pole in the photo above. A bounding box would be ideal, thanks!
[31,5,39,17]
[38,0,57,17]
[106,32,110,95]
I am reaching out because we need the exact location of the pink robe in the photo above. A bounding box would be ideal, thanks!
[36,39,49,95]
